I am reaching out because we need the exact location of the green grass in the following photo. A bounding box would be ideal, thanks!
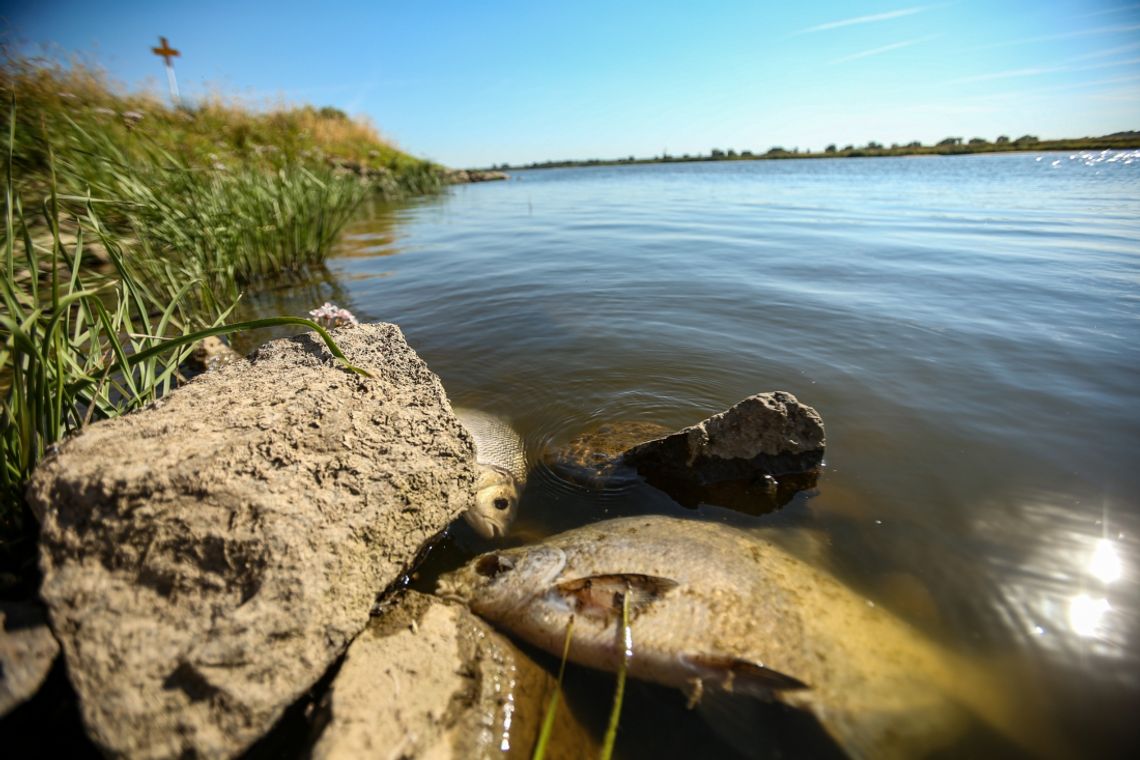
[599,590,632,760]
[0,133,369,539]
[3,55,445,198]
[2,55,447,303]
[0,56,429,557]
[533,617,576,760]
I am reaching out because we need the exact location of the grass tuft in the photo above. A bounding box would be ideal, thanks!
[0,58,408,544]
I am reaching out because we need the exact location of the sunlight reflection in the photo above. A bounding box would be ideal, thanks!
[1090,538,1123,584]
[972,494,1137,669]
[1069,594,1112,638]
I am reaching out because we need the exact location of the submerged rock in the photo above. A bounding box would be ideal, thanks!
[0,601,60,717]
[26,323,476,759]
[543,421,672,488]
[314,590,594,760]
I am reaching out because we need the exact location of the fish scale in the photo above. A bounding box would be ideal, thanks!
[454,407,527,483]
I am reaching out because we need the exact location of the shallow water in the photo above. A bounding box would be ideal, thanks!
[239,151,1140,757]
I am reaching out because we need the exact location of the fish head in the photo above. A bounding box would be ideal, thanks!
[436,544,567,619]
[463,465,520,539]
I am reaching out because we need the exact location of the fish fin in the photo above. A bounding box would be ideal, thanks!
[554,574,678,624]
[682,653,809,695]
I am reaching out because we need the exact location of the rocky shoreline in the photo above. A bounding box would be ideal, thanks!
[445,169,509,184]
[1,322,823,758]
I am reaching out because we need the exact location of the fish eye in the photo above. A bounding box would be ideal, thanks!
[475,554,514,578]
[493,497,510,511]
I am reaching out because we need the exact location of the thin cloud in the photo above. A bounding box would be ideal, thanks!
[796,5,931,34]
[976,22,1140,49]
[346,82,376,113]
[949,56,1140,84]
[1066,41,1140,61]
[956,73,1140,106]
[831,35,937,64]
[1089,86,1140,101]
[1078,3,1140,19]
[987,72,1140,97]
[952,66,1061,84]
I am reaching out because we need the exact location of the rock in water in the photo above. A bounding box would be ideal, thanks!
[619,392,825,498]
[543,421,673,488]
[454,407,527,539]
[438,516,1066,760]
[26,323,476,759]
[542,394,822,513]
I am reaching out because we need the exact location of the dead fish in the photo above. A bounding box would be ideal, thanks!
[453,407,527,539]
[438,515,1070,760]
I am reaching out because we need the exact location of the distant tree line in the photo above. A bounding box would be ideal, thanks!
[484,132,1137,171]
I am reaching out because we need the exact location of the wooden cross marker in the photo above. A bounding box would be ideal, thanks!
[152,36,180,65]
[151,36,182,105]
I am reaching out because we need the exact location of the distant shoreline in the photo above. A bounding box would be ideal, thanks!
[479,132,1140,172]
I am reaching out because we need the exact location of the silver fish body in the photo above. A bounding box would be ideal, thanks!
[453,407,527,539]
[438,515,1065,760]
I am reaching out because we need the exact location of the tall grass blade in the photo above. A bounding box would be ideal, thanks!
[600,589,633,760]
[533,616,576,760]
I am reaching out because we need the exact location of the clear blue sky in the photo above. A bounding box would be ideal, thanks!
[7,1,1140,167]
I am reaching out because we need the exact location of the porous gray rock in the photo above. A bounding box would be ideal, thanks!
[0,601,60,717]
[313,591,593,760]
[619,391,825,509]
[26,323,477,759]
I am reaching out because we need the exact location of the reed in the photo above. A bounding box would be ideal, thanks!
[0,60,394,539]
[0,159,368,535]
[599,590,632,760]
[2,55,446,300]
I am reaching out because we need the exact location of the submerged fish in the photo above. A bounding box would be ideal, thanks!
[438,515,1068,759]
[453,407,527,539]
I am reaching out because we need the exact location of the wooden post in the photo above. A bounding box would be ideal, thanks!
[151,36,181,105]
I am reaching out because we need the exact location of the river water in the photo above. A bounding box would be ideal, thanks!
[241,151,1139,757]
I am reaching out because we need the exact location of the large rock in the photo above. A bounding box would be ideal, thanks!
[314,591,594,759]
[0,601,60,717]
[620,391,825,510]
[26,323,477,759]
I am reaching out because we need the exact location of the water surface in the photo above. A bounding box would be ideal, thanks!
[240,151,1140,757]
